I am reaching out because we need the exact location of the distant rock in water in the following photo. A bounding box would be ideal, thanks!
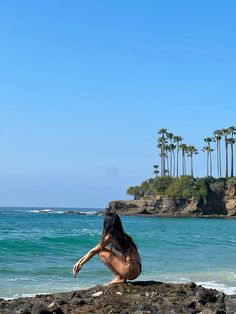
[38,209,53,213]
[1,281,235,313]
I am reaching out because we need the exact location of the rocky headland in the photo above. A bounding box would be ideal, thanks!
[1,281,236,314]
[106,177,236,217]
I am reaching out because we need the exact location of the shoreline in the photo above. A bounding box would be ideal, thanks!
[1,281,236,313]
[98,210,236,219]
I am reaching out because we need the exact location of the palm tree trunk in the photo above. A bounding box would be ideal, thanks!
[162,143,165,176]
[173,150,176,177]
[230,143,234,177]
[207,152,209,177]
[216,140,219,177]
[176,144,179,178]
[219,141,222,177]
[210,151,212,176]
[225,138,228,178]
[170,149,172,176]
[166,153,169,176]
[191,156,193,177]
[184,154,186,175]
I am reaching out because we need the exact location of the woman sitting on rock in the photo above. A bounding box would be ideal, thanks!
[73,212,142,284]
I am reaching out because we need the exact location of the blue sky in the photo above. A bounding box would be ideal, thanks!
[0,1,235,208]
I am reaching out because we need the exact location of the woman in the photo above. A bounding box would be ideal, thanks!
[73,212,141,284]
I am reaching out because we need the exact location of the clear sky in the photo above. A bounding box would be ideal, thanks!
[0,1,235,208]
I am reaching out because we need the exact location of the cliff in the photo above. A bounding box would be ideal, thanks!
[1,281,236,313]
[107,178,236,217]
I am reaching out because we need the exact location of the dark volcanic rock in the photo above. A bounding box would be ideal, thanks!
[1,281,234,314]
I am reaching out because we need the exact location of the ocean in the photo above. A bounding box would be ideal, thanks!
[0,207,236,299]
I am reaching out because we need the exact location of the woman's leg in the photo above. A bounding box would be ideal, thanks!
[98,248,128,284]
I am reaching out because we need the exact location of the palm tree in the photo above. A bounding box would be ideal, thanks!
[157,136,167,176]
[169,143,176,177]
[157,128,167,176]
[153,164,159,178]
[187,145,198,177]
[173,136,183,178]
[179,143,188,175]
[228,126,236,177]
[222,128,231,178]
[213,129,223,177]
[204,137,213,176]
[166,132,174,176]
[228,126,236,138]
[165,144,170,176]
[227,138,236,177]
[202,146,213,177]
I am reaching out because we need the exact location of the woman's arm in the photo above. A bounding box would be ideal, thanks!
[73,234,110,277]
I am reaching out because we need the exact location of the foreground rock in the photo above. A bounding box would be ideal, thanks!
[1,281,236,313]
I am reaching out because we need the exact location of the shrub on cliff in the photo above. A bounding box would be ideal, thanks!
[127,177,175,199]
[210,178,226,195]
[127,186,142,199]
[151,176,175,194]
[227,176,236,186]
[165,176,207,201]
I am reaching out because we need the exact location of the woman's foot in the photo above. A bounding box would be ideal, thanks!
[108,275,127,285]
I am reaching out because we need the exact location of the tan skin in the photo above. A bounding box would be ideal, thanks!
[73,235,141,284]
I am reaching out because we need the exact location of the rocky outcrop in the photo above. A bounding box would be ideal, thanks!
[108,177,236,217]
[1,281,236,314]
[107,192,235,217]
[224,183,236,216]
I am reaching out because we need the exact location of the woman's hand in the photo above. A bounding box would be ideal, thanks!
[72,260,82,277]
[72,243,103,277]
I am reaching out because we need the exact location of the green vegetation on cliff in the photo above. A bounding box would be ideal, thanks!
[127,176,236,202]
[165,176,207,201]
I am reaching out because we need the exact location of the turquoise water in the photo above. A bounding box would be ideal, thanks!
[1,207,236,299]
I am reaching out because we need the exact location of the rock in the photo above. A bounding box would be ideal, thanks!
[0,281,230,314]
[116,291,123,295]
[91,291,103,297]
[47,302,63,313]
[225,295,236,314]
[196,289,217,305]
[32,308,51,314]
[70,297,86,306]
[8,301,32,313]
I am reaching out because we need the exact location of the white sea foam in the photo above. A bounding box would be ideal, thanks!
[196,281,236,295]
[29,209,53,213]
[28,209,97,215]
[140,273,236,295]
[80,211,97,215]
[39,209,53,213]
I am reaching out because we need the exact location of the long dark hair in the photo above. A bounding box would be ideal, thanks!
[101,212,137,255]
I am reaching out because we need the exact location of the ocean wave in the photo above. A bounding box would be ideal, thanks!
[141,273,236,295]
[30,209,54,214]
[28,209,98,215]
[196,281,236,295]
